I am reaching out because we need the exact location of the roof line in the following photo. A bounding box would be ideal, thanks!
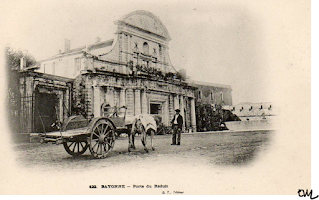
[39,39,114,62]
[190,80,232,89]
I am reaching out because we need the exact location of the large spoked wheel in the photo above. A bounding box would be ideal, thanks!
[63,138,89,157]
[88,119,116,159]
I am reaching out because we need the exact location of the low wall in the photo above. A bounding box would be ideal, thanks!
[225,119,274,131]
[238,115,276,121]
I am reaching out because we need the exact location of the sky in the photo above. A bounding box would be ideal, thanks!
[1,0,310,105]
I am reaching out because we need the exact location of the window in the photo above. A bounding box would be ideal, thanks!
[75,57,81,74]
[150,103,161,114]
[143,42,149,55]
[159,44,162,55]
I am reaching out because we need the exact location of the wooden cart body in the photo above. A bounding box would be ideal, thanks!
[39,106,128,159]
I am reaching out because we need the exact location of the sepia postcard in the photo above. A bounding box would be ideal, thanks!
[0,0,314,196]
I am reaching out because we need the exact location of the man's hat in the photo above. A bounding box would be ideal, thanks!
[175,109,180,112]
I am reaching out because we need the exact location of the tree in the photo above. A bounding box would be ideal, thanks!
[6,46,37,70]
[6,46,37,133]
[6,46,37,96]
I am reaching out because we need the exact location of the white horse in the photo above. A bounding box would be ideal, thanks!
[128,114,157,153]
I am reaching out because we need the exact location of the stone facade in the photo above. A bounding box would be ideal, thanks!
[190,80,233,107]
[75,71,196,131]
[18,71,73,133]
[33,10,198,132]
[13,10,238,134]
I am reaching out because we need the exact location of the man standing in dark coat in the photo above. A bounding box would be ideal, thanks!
[171,109,183,145]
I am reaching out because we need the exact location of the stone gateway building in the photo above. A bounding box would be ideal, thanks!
[18,10,200,133]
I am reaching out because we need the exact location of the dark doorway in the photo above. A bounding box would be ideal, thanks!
[150,103,161,114]
[34,91,58,133]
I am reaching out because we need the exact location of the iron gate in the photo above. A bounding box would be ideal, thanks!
[20,95,34,133]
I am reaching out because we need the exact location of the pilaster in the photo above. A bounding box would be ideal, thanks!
[134,89,141,115]
[120,88,126,107]
[141,89,147,114]
[180,95,185,131]
[174,94,179,111]
[126,88,134,116]
[190,97,196,132]
[169,94,174,121]
[93,85,101,117]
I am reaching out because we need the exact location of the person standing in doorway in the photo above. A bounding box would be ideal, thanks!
[171,109,183,145]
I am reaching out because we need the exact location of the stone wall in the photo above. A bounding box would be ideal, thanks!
[225,119,275,131]
[78,72,196,128]
[18,72,73,133]
[194,83,232,106]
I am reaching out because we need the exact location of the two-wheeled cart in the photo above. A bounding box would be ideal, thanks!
[37,106,128,159]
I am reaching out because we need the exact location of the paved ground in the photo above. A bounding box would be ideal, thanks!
[12,130,274,172]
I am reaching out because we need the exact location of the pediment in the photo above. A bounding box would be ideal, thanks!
[119,10,171,40]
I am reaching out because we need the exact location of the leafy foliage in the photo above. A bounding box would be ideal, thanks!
[127,60,183,81]
[6,46,37,70]
[71,76,88,118]
[6,46,37,133]
[195,103,241,132]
